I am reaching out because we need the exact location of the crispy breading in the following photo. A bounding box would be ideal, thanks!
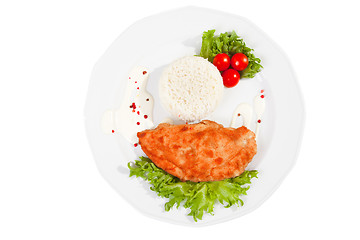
[137,120,257,182]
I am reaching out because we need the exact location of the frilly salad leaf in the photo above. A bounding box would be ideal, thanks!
[199,29,263,78]
[128,156,258,222]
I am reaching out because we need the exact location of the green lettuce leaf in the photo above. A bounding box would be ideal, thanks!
[128,157,258,222]
[199,29,215,60]
[198,30,263,78]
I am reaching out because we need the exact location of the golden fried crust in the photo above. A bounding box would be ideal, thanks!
[137,120,257,182]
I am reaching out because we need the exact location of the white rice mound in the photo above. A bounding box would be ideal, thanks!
[159,56,223,122]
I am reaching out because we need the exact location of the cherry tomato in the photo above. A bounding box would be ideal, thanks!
[213,53,230,71]
[222,69,240,88]
[231,53,249,71]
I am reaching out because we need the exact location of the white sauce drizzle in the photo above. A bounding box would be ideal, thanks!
[230,103,253,129]
[230,90,266,139]
[254,93,266,138]
[101,66,154,144]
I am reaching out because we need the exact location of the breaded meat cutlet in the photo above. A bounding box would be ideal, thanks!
[137,120,257,182]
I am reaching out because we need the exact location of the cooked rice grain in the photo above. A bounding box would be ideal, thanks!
[159,56,223,122]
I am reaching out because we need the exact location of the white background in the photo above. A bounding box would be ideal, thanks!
[1,0,359,239]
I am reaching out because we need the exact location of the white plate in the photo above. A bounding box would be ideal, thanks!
[84,6,305,226]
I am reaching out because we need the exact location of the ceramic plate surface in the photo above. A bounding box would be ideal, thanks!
[84,6,305,226]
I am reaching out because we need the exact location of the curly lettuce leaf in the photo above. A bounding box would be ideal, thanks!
[199,29,215,60]
[128,157,258,222]
[199,30,263,78]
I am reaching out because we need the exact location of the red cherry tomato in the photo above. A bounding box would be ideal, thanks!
[213,53,230,71]
[231,53,249,71]
[222,69,240,88]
